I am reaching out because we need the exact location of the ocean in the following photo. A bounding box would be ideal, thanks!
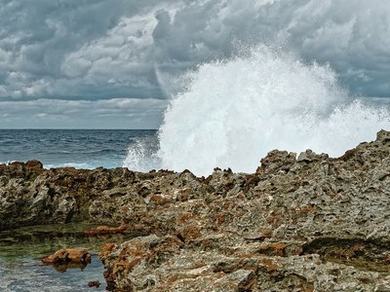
[0,129,158,170]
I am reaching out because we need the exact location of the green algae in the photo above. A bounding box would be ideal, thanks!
[0,223,132,259]
[0,224,116,291]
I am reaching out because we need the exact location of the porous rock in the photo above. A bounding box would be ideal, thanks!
[1,130,390,291]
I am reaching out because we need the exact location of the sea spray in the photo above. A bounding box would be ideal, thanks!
[122,133,160,172]
[125,46,390,175]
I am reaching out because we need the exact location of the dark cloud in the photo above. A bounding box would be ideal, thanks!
[0,0,171,99]
[0,0,389,127]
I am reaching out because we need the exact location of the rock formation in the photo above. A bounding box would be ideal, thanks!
[1,130,390,291]
[41,248,91,272]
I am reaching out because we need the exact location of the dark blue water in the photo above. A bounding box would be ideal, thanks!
[0,129,158,169]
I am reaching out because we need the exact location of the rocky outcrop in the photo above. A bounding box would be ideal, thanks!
[1,130,390,291]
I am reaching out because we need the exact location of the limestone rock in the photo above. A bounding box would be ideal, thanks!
[1,130,390,291]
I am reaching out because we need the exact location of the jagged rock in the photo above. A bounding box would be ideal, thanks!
[377,129,390,142]
[257,150,296,174]
[297,149,324,162]
[100,234,184,291]
[1,130,390,291]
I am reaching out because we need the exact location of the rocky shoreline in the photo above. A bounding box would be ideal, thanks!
[1,130,390,291]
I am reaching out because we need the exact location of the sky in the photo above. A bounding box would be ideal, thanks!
[0,0,390,129]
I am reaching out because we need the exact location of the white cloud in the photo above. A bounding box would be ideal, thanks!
[0,0,389,115]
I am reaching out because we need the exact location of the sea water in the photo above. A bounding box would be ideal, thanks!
[0,129,158,170]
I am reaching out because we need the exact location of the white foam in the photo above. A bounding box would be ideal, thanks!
[122,135,160,172]
[157,46,390,175]
[44,162,96,169]
[124,46,390,175]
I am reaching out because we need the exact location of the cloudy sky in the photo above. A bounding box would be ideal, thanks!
[0,0,389,128]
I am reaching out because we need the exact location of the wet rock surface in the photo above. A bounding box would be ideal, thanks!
[88,280,101,288]
[85,225,129,237]
[41,248,92,272]
[1,130,390,291]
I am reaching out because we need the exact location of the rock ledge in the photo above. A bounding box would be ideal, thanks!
[1,131,390,291]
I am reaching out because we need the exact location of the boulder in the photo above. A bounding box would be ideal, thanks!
[42,248,91,266]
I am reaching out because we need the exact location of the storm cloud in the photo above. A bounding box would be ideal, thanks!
[0,0,389,127]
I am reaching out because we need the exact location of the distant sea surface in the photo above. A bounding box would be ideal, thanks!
[0,129,158,169]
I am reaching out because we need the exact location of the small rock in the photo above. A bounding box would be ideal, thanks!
[87,281,100,288]
[297,150,316,162]
[26,160,43,170]
[42,248,91,266]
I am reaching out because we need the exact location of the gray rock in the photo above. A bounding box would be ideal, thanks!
[1,130,390,291]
